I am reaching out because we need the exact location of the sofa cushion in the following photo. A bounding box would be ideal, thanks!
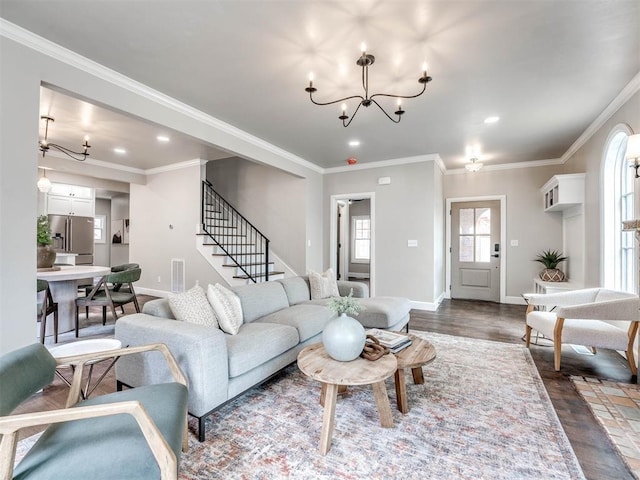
[255,304,336,342]
[207,284,243,335]
[168,285,218,327]
[309,268,340,300]
[142,298,176,319]
[232,282,290,323]
[277,276,312,305]
[226,322,299,378]
[304,296,410,329]
[13,383,188,480]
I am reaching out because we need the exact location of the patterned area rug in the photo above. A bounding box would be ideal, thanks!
[179,332,583,479]
[571,376,640,479]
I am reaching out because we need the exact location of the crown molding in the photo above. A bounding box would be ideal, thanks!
[323,153,440,174]
[560,70,640,163]
[445,157,564,175]
[0,19,323,176]
[145,159,203,175]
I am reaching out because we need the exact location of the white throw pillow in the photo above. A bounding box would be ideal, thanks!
[207,283,243,335]
[308,268,340,300]
[168,284,219,328]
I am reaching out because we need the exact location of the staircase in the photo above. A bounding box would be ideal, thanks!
[198,180,286,285]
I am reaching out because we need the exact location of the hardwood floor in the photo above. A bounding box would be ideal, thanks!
[411,299,635,480]
[13,297,635,479]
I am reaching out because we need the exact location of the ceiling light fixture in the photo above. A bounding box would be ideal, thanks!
[305,43,432,127]
[626,134,640,178]
[114,148,127,154]
[348,140,361,147]
[39,115,90,161]
[37,167,52,193]
[465,157,483,172]
[484,116,500,124]
[157,135,170,142]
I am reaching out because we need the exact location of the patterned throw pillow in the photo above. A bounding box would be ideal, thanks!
[308,268,340,300]
[207,283,243,335]
[168,284,219,328]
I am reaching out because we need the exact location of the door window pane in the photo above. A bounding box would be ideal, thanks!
[476,235,491,262]
[459,236,474,262]
[475,208,491,234]
[459,209,475,234]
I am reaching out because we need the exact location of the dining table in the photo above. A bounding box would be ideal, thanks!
[37,265,111,334]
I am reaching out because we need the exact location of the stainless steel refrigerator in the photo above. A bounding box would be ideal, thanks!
[48,215,94,265]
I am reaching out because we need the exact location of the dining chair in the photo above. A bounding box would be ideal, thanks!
[36,279,58,344]
[75,267,142,336]
[81,263,141,318]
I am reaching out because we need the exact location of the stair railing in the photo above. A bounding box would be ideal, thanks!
[201,180,270,283]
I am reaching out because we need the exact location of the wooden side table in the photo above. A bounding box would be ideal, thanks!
[393,335,436,414]
[297,343,397,455]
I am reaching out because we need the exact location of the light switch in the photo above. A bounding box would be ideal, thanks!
[510,240,519,247]
[408,240,418,247]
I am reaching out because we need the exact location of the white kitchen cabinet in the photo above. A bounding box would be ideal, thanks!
[46,183,95,216]
[540,174,585,212]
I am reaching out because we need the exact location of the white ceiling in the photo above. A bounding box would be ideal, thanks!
[3,1,640,171]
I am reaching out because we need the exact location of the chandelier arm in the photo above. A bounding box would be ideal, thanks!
[362,64,369,100]
[370,83,428,103]
[342,102,365,128]
[47,143,89,162]
[308,92,365,107]
[369,99,401,124]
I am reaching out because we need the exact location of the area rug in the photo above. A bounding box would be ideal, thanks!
[179,332,584,479]
[571,376,640,479]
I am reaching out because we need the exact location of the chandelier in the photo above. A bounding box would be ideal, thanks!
[305,44,432,127]
[465,157,483,172]
[39,115,91,161]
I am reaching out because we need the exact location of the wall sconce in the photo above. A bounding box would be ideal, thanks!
[626,134,640,178]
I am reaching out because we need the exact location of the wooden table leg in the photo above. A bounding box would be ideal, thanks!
[371,381,394,428]
[412,366,425,385]
[394,368,409,414]
[320,383,326,407]
[320,383,338,455]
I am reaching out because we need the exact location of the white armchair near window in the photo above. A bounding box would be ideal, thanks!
[522,288,640,374]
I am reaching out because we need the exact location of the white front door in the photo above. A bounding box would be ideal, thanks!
[450,200,501,302]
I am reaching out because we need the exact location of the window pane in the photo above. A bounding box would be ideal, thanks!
[354,239,370,260]
[459,236,474,262]
[459,209,474,234]
[476,235,491,262]
[475,208,491,234]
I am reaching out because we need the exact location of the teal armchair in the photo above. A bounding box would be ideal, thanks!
[0,342,188,480]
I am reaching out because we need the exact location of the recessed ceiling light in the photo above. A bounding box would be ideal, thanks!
[114,148,127,154]
[157,135,170,142]
[348,140,360,147]
[484,116,500,124]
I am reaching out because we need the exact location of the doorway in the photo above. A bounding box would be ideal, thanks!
[446,196,506,303]
[330,193,375,296]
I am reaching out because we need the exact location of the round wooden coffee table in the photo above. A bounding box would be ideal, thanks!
[393,334,436,414]
[297,343,397,455]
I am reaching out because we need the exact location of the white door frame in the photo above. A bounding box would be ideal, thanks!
[330,192,375,297]
[445,195,506,303]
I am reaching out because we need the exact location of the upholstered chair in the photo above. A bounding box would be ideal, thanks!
[523,288,640,373]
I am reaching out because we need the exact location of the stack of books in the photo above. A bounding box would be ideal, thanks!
[366,329,412,354]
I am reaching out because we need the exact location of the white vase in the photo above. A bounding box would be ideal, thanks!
[322,313,366,361]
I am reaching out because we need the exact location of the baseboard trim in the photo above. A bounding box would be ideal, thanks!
[410,295,444,312]
[504,295,527,305]
[347,272,370,279]
[137,287,169,298]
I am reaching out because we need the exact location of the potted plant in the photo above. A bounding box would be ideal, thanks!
[322,290,366,361]
[534,249,568,282]
[37,215,56,269]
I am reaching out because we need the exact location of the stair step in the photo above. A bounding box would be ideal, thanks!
[233,272,285,280]
[222,262,274,268]
[211,252,265,257]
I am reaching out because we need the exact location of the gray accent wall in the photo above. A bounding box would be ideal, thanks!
[324,161,441,303]
[206,157,306,274]
[444,164,565,298]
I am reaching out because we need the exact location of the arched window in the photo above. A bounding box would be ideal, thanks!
[602,125,635,292]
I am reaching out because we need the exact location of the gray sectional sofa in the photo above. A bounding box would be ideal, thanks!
[115,276,411,441]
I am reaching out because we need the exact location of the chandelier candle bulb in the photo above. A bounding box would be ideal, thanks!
[361,42,367,53]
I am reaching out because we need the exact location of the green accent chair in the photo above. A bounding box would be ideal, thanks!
[0,342,189,480]
[75,268,141,336]
[36,279,58,344]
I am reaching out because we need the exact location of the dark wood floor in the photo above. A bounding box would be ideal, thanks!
[411,299,635,480]
[15,298,634,479]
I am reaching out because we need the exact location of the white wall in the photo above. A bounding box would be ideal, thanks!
[130,164,226,294]
[206,157,307,274]
[110,194,129,267]
[444,164,565,298]
[324,160,441,304]
[94,198,111,266]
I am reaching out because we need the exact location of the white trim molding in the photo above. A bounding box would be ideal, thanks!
[324,154,440,174]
